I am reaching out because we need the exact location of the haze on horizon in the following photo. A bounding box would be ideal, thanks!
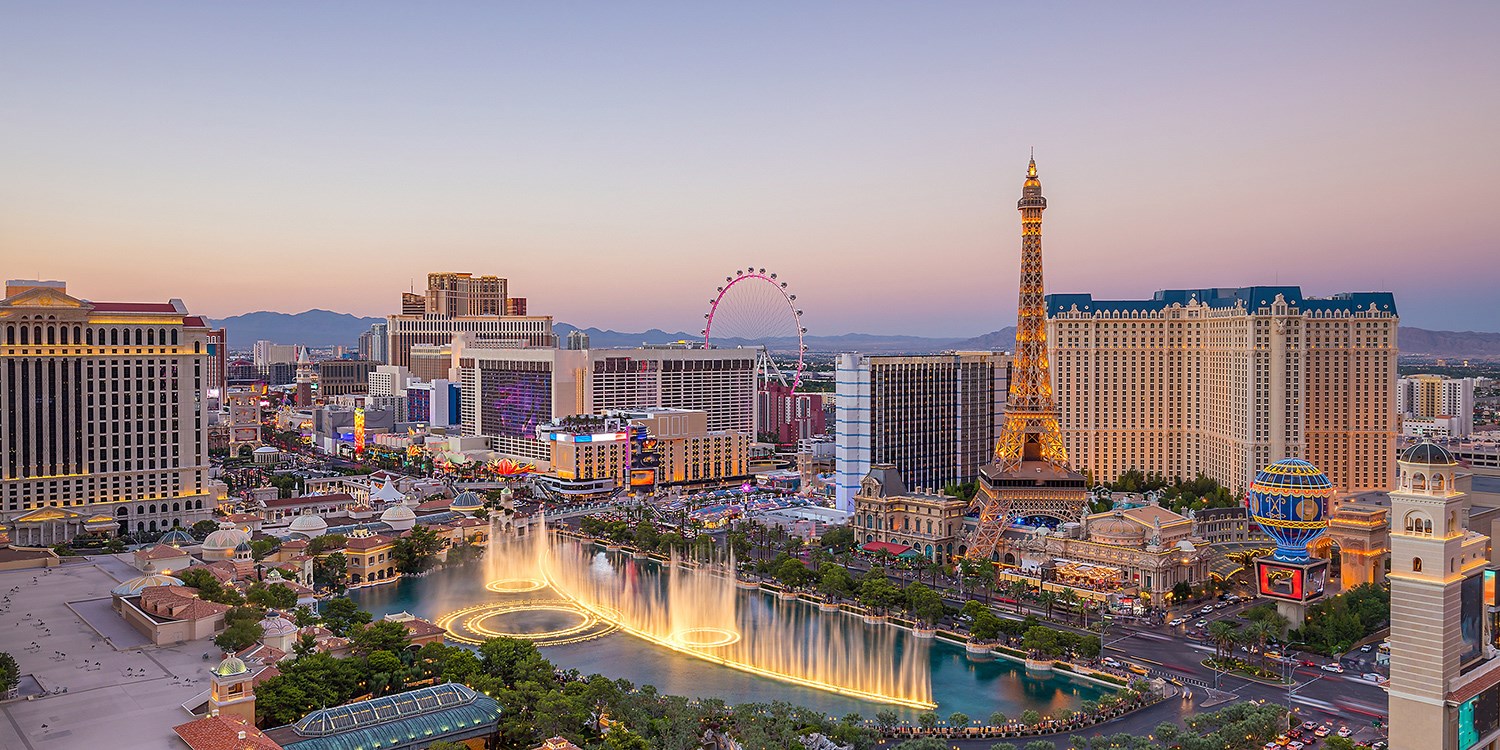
[2,3,1497,336]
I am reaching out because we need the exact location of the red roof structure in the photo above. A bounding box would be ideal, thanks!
[861,541,917,557]
[173,714,284,750]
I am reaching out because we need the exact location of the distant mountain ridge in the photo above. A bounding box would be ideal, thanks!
[210,310,383,349]
[212,310,1500,358]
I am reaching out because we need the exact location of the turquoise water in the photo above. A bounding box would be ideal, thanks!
[349,551,1110,719]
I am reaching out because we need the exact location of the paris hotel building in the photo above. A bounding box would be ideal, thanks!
[1046,286,1398,495]
[1,280,214,543]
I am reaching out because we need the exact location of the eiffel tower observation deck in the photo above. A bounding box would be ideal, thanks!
[966,155,1088,562]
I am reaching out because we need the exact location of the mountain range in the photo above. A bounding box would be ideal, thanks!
[210,311,1500,359]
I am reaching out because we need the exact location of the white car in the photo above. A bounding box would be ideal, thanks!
[1337,727,1353,738]
[1360,644,1373,652]
[1321,663,1345,673]
[1200,605,1215,614]
[1195,619,1208,628]
[1169,617,1185,626]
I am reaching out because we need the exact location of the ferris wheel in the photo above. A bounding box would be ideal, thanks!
[702,269,806,391]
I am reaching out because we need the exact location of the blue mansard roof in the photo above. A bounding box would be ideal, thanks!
[1047,287,1397,317]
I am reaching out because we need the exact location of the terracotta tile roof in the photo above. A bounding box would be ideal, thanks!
[138,585,231,621]
[416,497,452,512]
[280,539,308,550]
[134,544,190,561]
[1449,661,1500,704]
[399,617,446,640]
[173,714,284,750]
[92,301,180,313]
[182,316,207,327]
[225,513,262,523]
[536,737,584,750]
[252,665,281,687]
[345,534,393,551]
[263,493,354,509]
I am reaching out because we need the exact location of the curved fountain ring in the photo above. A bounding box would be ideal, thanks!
[435,599,619,647]
[669,627,741,649]
[486,578,548,593]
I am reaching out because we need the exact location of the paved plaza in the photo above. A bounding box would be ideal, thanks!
[0,559,224,750]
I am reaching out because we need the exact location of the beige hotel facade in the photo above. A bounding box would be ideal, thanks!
[1046,286,1398,495]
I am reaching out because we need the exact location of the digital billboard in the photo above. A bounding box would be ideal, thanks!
[1257,559,1328,602]
[1459,680,1500,749]
[1461,572,1485,667]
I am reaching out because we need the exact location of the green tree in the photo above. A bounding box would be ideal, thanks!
[1171,580,1193,605]
[916,711,938,731]
[0,651,19,693]
[350,619,410,656]
[365,649,405,696]
[246,582,298,610]
[320,597,371,636]
[817,563,855,600]
[819,525,857,552]
[190,520,219,540]
[392,525,446,574]
[605,728,652,750]
[988,711,1008,727]
[948,711,970,729]
[313,552,348,592]
[905,583,946,626]
[306,534,348,555]
[177,567,245,605]
[1019,709,1042,727]
[214,617,263,653]
[249,538,279,561]
[874,708,900,733]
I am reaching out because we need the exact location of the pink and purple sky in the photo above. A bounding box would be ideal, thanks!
[2,3,1497,334]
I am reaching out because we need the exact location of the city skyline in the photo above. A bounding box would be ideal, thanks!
[4,3,1498,335]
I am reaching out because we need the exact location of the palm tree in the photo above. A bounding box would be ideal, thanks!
[1207,620,1237,663]
[1249,619,1281,669]
[1006,579,1030,614]
[1037,590,1058,621]
[1057,588,1080,624]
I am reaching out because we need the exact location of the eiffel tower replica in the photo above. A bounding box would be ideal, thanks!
[966,155,1088,561]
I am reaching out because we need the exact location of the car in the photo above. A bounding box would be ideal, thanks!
[1360,644,1373,652]
[1301,721,1317,731]
[1127,664,1150,675]
[1217,602,1232,609]
[1371,741,1388,750]
[1301,659,1318,667]
[1338,727,1353,738]
[1195,619,1209,627]
[1266,651,1282,660]
[1169,617,1185,626]
[1201,605,1215,614]
[1322,663,1345,673]
[1263,744,1279,750]
[1101,658,1122,668]
[1288,728,1303,739]
[1364,672,1386,682]
[1313,726,1330,738]
[1288,742,1304,750]
[1274,735,1291,746]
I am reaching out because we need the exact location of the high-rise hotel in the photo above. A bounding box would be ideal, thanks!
[0,280,214,543]
[385,272,553,368]
[1047,287,1398,494]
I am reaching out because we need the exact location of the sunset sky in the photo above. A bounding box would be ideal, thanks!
[2,3,1497,335]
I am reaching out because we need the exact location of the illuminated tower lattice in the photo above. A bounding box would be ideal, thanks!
[966,156,1088,561]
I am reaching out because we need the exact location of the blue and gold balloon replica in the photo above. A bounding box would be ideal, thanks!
[1248,458,1334,563]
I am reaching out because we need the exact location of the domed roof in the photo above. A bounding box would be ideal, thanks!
[1175,540,1197,553]
[111,573,184,597]
[1401,440,1456,466]
[288,512,328,537]
[254,446,279,454]
[202,523,253,552]
[159,528,195,547]
[450,491,484,511]
[265,568,285,582]
[1089,513,1145,542]
[379,504,417,531]
[212,655,249,677]
[258,612,297,638]
[234,539,253,554]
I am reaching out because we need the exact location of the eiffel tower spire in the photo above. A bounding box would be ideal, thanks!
[965,155,1087,562]
[995,154,1067,472]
